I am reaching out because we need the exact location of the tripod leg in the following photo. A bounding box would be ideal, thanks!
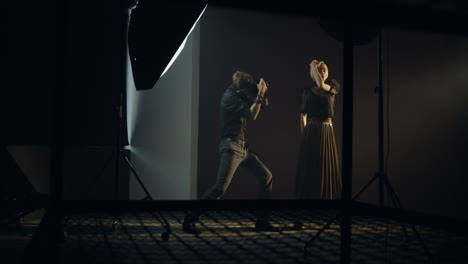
[391,190,432,259]
[83,151,115,198]
[303,168,376,257]
[148,210,172,242]
[304,212,340,255]
[407,222,432,260]
[120,151,153,200]
[159,211,171,242]
[381,177,411,245]
[384,177,404,209]
[384,178,432,260]
[385,183,411,244]
[352,173,380,201]
[119,151,172,240]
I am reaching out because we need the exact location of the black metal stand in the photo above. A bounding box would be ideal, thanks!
[112,145,172,242]
[304,172,431,259]
[109,3,172,241]
[303,20,354,264]
[63,2,171,241]
[304,25,432,262]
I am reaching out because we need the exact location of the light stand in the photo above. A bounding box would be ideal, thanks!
[107,1,172,241]
[63,1,172,242]
[304,25,432,262]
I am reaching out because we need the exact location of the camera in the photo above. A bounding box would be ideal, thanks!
[238,76,270,109]
[250,79,269,109]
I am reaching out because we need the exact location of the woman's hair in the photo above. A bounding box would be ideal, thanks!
[231,70,255,91]
[310,61,328,83]
[317,61,328,72]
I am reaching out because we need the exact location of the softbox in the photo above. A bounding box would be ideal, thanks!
[128,1,207,91]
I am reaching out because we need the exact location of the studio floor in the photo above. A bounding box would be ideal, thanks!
[3,208,468,264]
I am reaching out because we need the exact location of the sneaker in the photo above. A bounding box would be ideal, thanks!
[254,220,281,232]
[182,217,201,235]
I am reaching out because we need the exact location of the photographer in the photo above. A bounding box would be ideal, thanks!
[182,70,277,234]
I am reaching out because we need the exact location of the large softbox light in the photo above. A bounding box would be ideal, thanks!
[128,1,207,91]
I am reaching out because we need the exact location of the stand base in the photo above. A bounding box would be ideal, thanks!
[303,173,432,261]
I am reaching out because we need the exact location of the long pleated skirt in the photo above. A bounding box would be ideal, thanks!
[295,118,341,200]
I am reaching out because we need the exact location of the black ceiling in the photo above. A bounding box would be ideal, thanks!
[202,0,468,36]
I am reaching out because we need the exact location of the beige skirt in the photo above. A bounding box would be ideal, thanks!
[295,118,341,200]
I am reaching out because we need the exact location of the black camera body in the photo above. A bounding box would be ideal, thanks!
[243,79,269,109]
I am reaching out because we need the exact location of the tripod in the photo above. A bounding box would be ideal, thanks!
[63,1,172,242]
[62,87,172,241]
[108,2,172,241]
[303,25,432,261]
[304,173,432,259]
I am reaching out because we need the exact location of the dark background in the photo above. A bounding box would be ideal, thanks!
[6,0,126,200]
[197,7,344,199]
[195,6,468,222]
[7,0,122,147]
[5,0,468,220]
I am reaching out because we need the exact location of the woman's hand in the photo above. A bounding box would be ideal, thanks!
[310,60,319,67]
[309,60,321,85]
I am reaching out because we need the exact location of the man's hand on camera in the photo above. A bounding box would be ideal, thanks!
[257,78,268,95]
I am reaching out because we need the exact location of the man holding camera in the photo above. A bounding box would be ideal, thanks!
[182,70,277,234]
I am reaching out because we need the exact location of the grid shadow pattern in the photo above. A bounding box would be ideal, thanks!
[60,209,468,264]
